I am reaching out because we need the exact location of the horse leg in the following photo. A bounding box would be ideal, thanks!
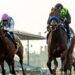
[19,59,26,75]
[74,66,75,71]
[10,59,16,75]
[60,51,68,75]
[60,57,65,75]
[6,58,16,75]
[1,62,5,75]
[69,67,72,75]
[64,65,67,75]
[47,58,53,74]
[53,58,58,75]
[68,60,72,75]
[16,50,26,75]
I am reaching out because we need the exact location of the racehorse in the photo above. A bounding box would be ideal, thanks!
[0,28,26,75]
[72,56,75,71]
[47,7,75,75]
[47,19,75,75]
[61,35,75,75]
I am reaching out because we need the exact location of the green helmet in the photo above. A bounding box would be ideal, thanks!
[60,8,68,18]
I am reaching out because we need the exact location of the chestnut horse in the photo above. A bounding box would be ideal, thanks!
[72,56,75,71]
[47,7,75,75]
[61,35,75,75]
[0,28,26,75]
[47,22,75,75]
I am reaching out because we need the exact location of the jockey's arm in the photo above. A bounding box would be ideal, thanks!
[3,24,14,32]
[66,12,71,24]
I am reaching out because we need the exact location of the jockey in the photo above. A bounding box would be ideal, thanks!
[1,13,19,49]
[60,8,71,40]
[47,3,71,43]
[55,3,71,40]
[47,16,71,48]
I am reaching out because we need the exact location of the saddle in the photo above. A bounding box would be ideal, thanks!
[3,30,20,49]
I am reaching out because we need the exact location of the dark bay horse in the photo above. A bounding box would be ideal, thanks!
[72,56,75,71]
[47,7,75,75]
[47,21,75,75]
[0,28,26,75]
[61,35,75,75]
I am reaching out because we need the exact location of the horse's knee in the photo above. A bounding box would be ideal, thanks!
[74,67,75,71]
[47,61,50,67]
[19,59,22,64]
[54,59,58,66]
[2,69,5,75]
[47,62,49,67]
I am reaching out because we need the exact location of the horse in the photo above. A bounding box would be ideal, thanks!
[47,19,75,75]
[47,7,75,75]
[72,56,75,71]
[0,28,26,75]
[61,35,75,75]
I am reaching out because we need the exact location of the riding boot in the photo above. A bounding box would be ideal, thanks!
[65,24,70,40]
[47,32,50,44]
[67,24,70,40]
[65,24,71,48]
[10,32,18,49]
[7,32,17,49]
[10,32,20,49]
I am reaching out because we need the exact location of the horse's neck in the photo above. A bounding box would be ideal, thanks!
[0,29,16,53]
[0,30,8,50]
[52,28,67,44]
[0,30,7,43]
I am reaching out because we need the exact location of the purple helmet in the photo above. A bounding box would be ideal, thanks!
[2,13,9,20]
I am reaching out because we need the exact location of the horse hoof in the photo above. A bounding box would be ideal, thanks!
[52,69,56,75]
[23,73,26,75]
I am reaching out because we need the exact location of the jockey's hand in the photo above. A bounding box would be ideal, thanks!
[2,29,8,33]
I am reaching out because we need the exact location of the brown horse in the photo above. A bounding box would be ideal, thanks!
[47,7,75,75]
[47,20,75,75]
[0,28,26,75]
[61,35,75,75]
[72,56,75,71]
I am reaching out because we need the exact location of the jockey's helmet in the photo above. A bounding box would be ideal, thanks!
[1,13,10,27]
[48,16,60,24]
[1,13,9,21]
[55,3,63,10]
